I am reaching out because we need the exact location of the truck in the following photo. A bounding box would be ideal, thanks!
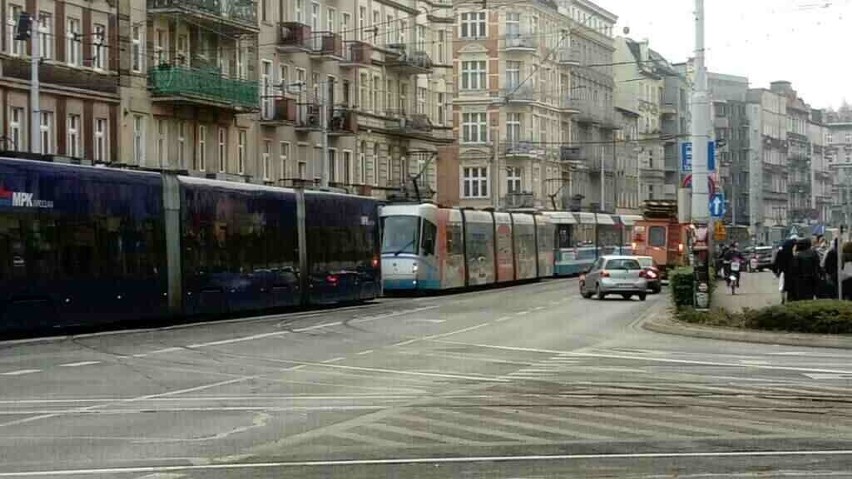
[631,200,689,279]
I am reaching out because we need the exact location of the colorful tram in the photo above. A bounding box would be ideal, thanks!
[0,157,381,335]
[543,212,642,277]
[380,203,555,291]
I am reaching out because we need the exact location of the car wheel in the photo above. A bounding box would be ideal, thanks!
[580,282,592,299]
[639,293,647,301]
[596,284,606,300]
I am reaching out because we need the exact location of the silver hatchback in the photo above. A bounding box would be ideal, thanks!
[580,256,649,301]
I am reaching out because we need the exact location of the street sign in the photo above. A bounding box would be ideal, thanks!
[714,222,727,241]
[681,174,717,196]
[709,192,726,218]
[681,141,717,172]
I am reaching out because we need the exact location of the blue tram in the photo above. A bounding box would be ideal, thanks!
[0,158,380,334]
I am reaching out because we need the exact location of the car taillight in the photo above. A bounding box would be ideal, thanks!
[631,242,637,251]
[639,270,646,278]
[678,243,684,253]
[371,256,379,268]
[600,270,610,278]
[326,274,339,285]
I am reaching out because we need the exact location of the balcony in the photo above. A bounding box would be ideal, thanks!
[503,192,536,208]
[560,96,581,112]
[295,103,323,131]
[277,22,312,52]
[502,85,536,103]
[662,103,678,116]
[385,44,433,74]
[560,145,584,162]
[328,107,357,136]
[503,141,541,157]
[309,32,344,60]
[340,41,372,68]
[503,34,538,52]
[557,48,580,65]
[148,66,258,111]
[260,97,297,124]
[148,0,257,32]
[1,56,118,95]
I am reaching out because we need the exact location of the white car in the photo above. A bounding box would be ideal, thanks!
[580,255,649,301]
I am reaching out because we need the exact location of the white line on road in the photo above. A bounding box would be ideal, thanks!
[428,340,852,376]
[57,361,101,368]
[356,350,373,355]
[3,450,852,476]
[0,369,41,376]
[516,311,529,316]
[495,316,512,322]
[321,357,345,363]
[292,321,342,333]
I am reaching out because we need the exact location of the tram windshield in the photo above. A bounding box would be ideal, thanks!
[381,215,420,255]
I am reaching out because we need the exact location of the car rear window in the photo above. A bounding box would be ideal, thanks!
[648,226,666,247]
[636,257,654,268]
[605,259,642,270]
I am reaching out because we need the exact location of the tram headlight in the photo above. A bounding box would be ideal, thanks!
[411,262,418,274]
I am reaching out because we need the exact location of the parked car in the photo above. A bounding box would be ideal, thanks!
[579,256,649,301]
[634,255,662,294]
[744,246,774,272]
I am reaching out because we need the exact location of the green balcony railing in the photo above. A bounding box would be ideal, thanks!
[148,0,257,27]
[149,67,259,110]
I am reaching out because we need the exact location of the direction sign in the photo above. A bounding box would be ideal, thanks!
[681,141,717,172]
[709,192,726,218]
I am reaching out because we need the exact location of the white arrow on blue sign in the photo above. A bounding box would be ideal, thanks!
[681,141,717,172]
[709,192,726,218]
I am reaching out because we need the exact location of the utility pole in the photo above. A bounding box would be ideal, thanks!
[691,0,710,225]
[320,78,331,188]
[493,128,500,209]
[18,6,40,154]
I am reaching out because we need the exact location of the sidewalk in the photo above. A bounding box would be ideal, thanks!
[714,271,781,312]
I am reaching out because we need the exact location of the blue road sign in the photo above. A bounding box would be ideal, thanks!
[681,141,717,172]
[709,192,726,218]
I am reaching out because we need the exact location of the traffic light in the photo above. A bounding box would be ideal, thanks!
[14,12,32,41]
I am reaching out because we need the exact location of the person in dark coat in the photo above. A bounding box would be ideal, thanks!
[789,238,821,302]
[773,238,797,302]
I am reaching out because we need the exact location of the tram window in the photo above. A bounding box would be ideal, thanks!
[421,220,436,256]
[648,226,667,248]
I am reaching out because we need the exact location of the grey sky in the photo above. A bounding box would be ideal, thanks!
[593,0,852,109]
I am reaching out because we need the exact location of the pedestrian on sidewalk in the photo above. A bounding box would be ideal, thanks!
[789,237,820,302]
[773,237,797,303]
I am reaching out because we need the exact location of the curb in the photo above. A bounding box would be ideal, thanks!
[641,309,852,350]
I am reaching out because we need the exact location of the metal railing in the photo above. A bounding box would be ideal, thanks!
[148,0,257,26]
[148,66,258,109]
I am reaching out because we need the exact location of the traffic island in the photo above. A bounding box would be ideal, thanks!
[643,270,852,349]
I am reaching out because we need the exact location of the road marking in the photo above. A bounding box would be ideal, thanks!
[532,306,546,311]
[5,450,852,476]
[350,305,441,324]
[289,365,307,371]
[321,357,345,364]
[58,361,101,368]
[406,319,445,324]
[1,369,41,376]
[292,321,342,333]
[495,316,512,322]
[516,311,529,316]
[356,350,374,355]
[300,361,508,383]
[802,373,852,380]
[187,330,291,348]
[428,340,852,376]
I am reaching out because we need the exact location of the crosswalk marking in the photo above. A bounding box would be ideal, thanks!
[425,407,606,441]
[328,430,407,448]
[361,422,483,445]
[398,412,543,443]
[484,407,662,440]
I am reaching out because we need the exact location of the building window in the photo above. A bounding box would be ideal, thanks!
[217,127,227,172]
[359,141,367,184]
[262,139,271,179]
[506,12,520,38]
[460,11,486,39]
[131,26,143,72]
[437,30,445,63]
[462,167,489,198]
[342,13,350,41]
[196,125,207,171]
[40,111,54,154]
[437,93,445,125]
[67,114,80,158]
[94,118,107,162]
[8,5,22,56]
[343,150,352,184]
[327,7,336,32]
[176,121,186,168]
[261,60,273,119]
[358,7,366,41]
[92,24,106,70]
[8,107,23,152]
[240,130,248,175]
[67,18,81,66]
[506,60,521,89]
[133,115,145,165]
[156,118,167,167]
[38,12,52,60]
[373,143,380,185]
[462,112,487,144]
[261,0,268,22]
[506,112,521,144]
[154,29,167,66]
[280,141,289,180]
[295,0,304,23]
[507,167,522,194]
[461,61,486,90]
[417,87,426,114]
[327,149,337,182]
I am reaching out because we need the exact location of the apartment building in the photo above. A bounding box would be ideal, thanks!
[825,113,852,225]
[747,87,788,243]
[708,72,750,226]
[767,81,812,225]
[613,105,640,214]
[268,0,452,198]
[809,108,832,224]
[0,0,118,162]
[562,0,617,212]
[447,0,580,209]
[613,37,668,202]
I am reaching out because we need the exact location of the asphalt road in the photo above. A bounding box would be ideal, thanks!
[0,279,851,478]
